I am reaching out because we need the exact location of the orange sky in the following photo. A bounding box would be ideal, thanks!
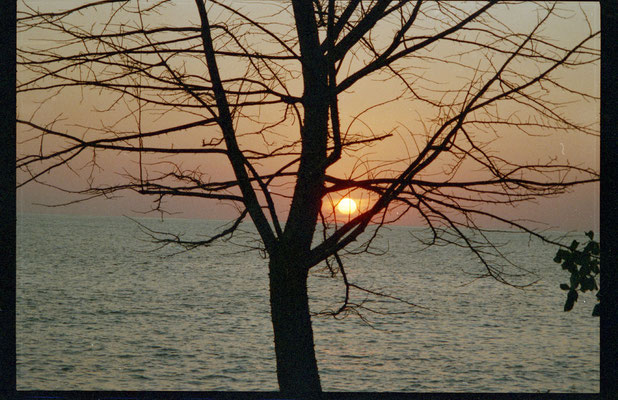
[16,1,600,232]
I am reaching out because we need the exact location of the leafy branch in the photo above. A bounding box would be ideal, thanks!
[554,231,600,316]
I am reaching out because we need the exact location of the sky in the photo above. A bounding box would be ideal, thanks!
[16,1,600,233]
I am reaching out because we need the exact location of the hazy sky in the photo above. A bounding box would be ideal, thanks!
[16,1,600,232]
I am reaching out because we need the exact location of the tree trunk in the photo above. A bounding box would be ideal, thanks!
[268,249,322,396]
[270,3,327,396]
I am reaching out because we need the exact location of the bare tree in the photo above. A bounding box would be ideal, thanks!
[17,0,599,395]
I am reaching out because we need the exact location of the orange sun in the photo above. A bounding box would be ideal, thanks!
[336,197,358,215]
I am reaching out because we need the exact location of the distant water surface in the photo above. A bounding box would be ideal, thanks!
[16,213,599,392]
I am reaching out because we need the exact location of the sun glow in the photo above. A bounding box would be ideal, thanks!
[336,197,358,215]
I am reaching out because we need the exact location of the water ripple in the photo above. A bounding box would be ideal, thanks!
[16,214,599,392]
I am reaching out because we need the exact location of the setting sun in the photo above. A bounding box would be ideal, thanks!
[336,197,358,215]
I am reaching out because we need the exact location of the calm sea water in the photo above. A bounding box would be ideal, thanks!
[16,213,599,392]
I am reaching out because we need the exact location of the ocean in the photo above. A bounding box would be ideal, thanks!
[16,213,599,392]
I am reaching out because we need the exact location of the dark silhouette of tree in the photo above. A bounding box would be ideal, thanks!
[17,0,599,395]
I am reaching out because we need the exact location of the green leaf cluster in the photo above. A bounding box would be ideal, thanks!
[554,231,600,316]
